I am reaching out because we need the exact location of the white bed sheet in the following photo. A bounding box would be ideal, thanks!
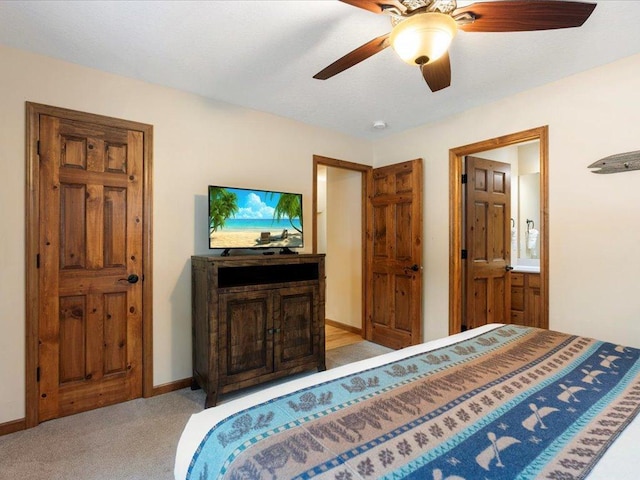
[174,324,639,480]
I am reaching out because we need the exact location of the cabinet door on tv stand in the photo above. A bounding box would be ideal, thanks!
[218,290,274,386]
[274,285,320,371]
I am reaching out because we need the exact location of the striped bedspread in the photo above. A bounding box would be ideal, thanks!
[185,326,640,479]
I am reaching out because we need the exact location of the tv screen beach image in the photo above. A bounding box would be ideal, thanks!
[209,186,303,249]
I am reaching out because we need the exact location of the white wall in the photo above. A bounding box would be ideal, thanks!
[0,44,372,424]
[325,167,363,330]
[373,53,640,348]
[519,143,540,175]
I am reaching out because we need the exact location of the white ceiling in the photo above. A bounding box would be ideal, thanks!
[1,0,640,139]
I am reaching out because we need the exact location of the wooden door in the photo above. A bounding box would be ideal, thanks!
[367,159,423,349]
[219,290,273,385]
[37,114,145,421]
[276,285,319,370]
[464,156,511,330]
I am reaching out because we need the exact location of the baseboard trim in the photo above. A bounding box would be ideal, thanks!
[325,318,362,336]
[0,418,26,436]
[1,379,194,436]
[152,377,193,396]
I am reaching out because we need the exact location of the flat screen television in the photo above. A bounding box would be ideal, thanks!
[208,185,303,253]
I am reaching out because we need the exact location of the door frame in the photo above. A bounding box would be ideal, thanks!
[25,102,154,427]
[448,126,549,334]
[312,155,372,339]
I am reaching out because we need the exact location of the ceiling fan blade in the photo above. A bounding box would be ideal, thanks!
[421,52,452,92]
[454,1,596,32]
[339,0,407,14]
[314,33,390,80]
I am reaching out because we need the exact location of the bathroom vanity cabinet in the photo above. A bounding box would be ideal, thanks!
[510,272,544,329]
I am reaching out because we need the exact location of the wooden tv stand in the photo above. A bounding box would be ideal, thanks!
[191,254,326,408]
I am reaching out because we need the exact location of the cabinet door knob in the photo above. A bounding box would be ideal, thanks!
[505,265,514,272]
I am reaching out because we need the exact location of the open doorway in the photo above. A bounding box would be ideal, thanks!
[313,156,424,350]
[313,156,370,338]
[449,127,549,334]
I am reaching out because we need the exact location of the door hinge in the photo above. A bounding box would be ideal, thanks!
[461,249,467,260]
[36,366,40,382]
[36,253,40,269]
[461,173,467,184]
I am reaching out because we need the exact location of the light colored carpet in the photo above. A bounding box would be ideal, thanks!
[0,340,391,480]
[325,340,392,368]
[0,388,203,480]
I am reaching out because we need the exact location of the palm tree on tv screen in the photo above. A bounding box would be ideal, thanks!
[209,187,239,232]
[272,193,302,234]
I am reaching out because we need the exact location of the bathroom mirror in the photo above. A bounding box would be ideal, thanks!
[513,141,540,266]
[518,172,540,261]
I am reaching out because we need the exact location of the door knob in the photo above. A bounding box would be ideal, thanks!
[505,265,514,272]
[406,264,420,272]
[119,274,139,284]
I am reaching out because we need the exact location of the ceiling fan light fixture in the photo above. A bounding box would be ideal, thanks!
[390,12,457,66]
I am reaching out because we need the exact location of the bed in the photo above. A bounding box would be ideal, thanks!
[175,324,640,479]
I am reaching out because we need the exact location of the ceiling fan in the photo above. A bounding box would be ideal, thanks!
[314,0,597,92]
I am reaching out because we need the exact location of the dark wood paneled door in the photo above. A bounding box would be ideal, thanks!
[368,159,423,349]
[37,114,145,421]
[464,156,511,330]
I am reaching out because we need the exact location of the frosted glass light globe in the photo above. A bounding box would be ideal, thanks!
[390,13,457,65]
